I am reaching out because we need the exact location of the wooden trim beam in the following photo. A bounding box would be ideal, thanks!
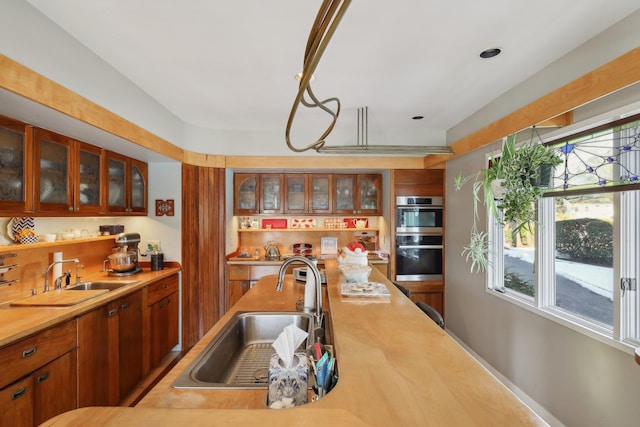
[536,111,574,128]
[424,46,640,168]
[0,54,185,162]
[225,155,427,170]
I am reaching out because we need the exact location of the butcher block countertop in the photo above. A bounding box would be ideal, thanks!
[44,262,544,426]
[0,267,181,348]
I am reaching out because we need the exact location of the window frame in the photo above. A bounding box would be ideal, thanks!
[485,121,640,354]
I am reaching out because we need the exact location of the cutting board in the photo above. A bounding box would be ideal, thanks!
[10,289,109,307]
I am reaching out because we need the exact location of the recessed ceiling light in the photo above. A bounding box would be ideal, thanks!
[412,116,424,120]
[295,72,316,82]
[479,48,501,59]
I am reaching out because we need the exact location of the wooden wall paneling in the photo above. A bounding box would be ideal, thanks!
[181,165,225,350]
[393,169,445,196]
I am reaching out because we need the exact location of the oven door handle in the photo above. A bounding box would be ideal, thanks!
[397,245,443,249]
[396,205,443,209]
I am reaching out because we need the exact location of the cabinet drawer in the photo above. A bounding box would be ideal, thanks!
[147,274,179,306]
[0,321,76,389]
[228,265,250,281]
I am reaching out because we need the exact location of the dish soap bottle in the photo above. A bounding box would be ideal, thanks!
[303,260,318,312]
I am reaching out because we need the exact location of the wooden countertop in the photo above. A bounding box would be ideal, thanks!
[0,267,181,348]
[44,261,545,426]
[227,254,388,265]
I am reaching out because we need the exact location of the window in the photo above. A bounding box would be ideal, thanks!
[488,116,640,347]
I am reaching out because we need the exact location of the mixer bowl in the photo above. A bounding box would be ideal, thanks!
[107,251,137,272]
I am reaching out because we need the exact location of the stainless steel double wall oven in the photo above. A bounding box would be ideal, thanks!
[395,196,443,281]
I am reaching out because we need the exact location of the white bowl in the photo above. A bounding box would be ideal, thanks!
[339,264,372,283]
[61,232,75,240]
[40,233,57,242]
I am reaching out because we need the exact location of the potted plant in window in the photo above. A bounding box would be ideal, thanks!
[455,131,562,272]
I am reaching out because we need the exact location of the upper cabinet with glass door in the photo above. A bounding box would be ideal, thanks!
[0,115,33,213]
[284,173,333,214]
[34,128,104,215]
[34,128,73,214]
[333,173,381,215]
[234,173,259,214]
[260,174,283,214]
[104,151,148,215]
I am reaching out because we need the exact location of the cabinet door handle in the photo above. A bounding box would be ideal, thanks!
[108,308,118,317]
[241,283,248,288]
[36,372,50,384]
[12,387,28,400]
[162,283,168,289]
[167,297,171,304]
[121,302,129,310]
[22,347,37,359]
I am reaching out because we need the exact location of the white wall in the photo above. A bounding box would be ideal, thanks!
[444,9,640,427]
[446,146,640,427]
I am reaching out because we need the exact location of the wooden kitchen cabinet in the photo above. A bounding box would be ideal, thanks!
[234,173,284,215]
[34,128,104,215]
[284,173,333,214]
[118,291,144,398]
[259,173,283,214]
[146,274,179,369]
[333,173,381,215]
[0,320,77,427]
[77,289,144,407]
[225,264,293,311]
[234,173,259,214]
[104,150,148,215]
[0,115,33,214]
[235,172,378,216]
[32,351,77,426]
[0,375,33,427]
[227,265,250,310]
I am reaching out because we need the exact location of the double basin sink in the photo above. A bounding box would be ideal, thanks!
[173,311,329,389]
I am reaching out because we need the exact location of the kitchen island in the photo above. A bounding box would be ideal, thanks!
[44,261,545,426]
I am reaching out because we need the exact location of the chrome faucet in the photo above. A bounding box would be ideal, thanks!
[44,258,80,292]
[276,256,323,328]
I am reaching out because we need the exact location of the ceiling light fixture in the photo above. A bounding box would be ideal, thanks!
[285,0,351,153]
[316,107,454,156]
[295,72,315,82]
[285,1,452,156]
[480,48,501,59]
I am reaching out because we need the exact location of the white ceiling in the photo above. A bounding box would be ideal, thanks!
[24,0,640,153]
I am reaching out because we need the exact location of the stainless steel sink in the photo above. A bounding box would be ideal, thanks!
[173,311,316,389]
[65,280,139,291]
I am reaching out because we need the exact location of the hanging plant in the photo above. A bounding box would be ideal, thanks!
[455,129,563,272]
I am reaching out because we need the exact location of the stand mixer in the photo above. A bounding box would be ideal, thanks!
[105,232,143,277]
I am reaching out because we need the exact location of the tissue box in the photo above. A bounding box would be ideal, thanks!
[267,352,308,408]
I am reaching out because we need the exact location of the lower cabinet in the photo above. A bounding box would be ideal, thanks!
[226,264,288,311]
[77,289,143,407]
[147,274,179,369]
[0,321,77,427]
[0,376,33,427]
[33,351,77,425]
